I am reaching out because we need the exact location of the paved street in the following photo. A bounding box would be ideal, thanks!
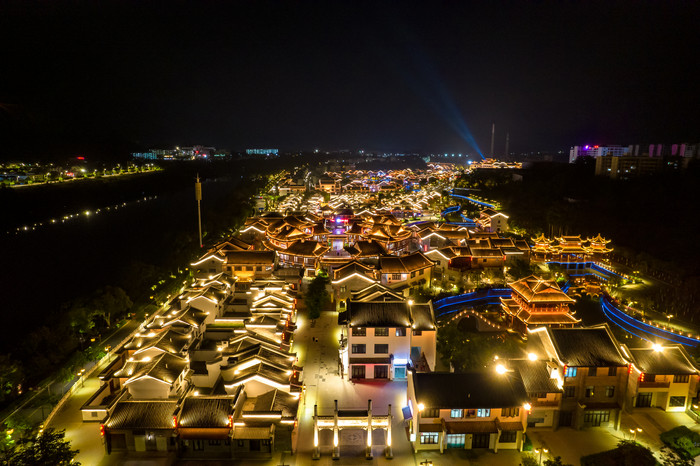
[44,307,700,465]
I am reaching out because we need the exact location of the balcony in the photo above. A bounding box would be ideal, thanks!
[639,381,670,389]
[531,399,560,408]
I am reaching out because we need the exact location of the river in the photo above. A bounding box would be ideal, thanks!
[0,163,253,351]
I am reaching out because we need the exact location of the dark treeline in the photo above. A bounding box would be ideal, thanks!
[456,160,700,322]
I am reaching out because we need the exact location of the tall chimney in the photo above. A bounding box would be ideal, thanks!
[505,132,510,159]
[490,123,495,158]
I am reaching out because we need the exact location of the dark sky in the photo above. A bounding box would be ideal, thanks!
[1,1,699,158]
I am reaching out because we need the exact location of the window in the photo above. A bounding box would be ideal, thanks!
[500,431,517,443]
[237,440,245,447]
[585,386,594,398]
[565,367,577,378]
[534,392,547,399]
[352,327,366,336]
[413,330,422,336]
[670,396,686,407]
[351,344,366,354]
[477,409,491,418]
[411,271,416,278]
[608,367,617,376]
[420,433,439,444]
[450,409,463,418]
[423,408,440,418]
[375,328,389,337]
[209,440,221,446]
[391,273,402,280]
[605,386,615,397]
[351,365,365,378]
[262,439,271,446]
[583,410,610,424]
[564,386,576,398]
[396,328,406,337]
[588,367,597,377]
[674,374,690,383]
[501,407,520,417]
[644,374,656,382]
[193,440,205,451]
[419,268,424,275]
[374,344,389,354]
[374,365,388,379]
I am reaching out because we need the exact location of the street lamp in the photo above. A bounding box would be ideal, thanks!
[534,448,549,465]
[78,368,86,388]
[630,427,642,442]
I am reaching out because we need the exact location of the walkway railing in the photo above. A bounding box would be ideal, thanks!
[433,288,511,316]
[599,295,700,347]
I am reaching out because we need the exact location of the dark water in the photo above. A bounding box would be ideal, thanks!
[0,166,245,350]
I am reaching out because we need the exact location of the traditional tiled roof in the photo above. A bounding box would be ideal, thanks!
[178,394,239,428]
[547,325,627,367]
[345,240,388,257]
[509,276,575,303]
[244,389,300,419]
[341,301,411,327]
[119,353,188,386]
[411,304,436,331]
[413,371,528,409]
[509,359,562,394]
[129,328,191,356]
[350,283,405,302]
[469,247,504,257]
[283,240,329,257]
[332,260,377,283]
[106,400,177,430]
[379,252,434,274]
[628,346,698,375]
[150,306,208,330]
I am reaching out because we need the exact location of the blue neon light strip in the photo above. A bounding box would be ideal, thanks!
[600,297,699,347]
[433,289,511,316]
[449,192,497,209]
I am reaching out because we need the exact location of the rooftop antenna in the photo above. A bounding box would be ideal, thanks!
[195,174,203,248]
[490,122,495,158]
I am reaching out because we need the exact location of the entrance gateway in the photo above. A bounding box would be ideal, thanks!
[312,400,393,460]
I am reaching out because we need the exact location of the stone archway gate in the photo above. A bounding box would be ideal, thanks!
[312,399,393,460]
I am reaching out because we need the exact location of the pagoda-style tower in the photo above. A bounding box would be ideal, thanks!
[554,235,587,263]
[586,234,613,262]
[530,233,554,262]
[501,275,579,335]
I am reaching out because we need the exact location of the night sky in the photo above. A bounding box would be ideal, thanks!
[1,1,699,158]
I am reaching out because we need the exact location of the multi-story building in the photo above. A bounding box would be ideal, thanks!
[338,288,436,380]
[569,145,629,163]
[407,369,529,453]
[477,208,509,233]
[527,325,628,430]
[378,252,434,291]
[622,344,699,412]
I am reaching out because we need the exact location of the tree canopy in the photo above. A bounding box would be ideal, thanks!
[305,272,330,320]
[3,428,80,466]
